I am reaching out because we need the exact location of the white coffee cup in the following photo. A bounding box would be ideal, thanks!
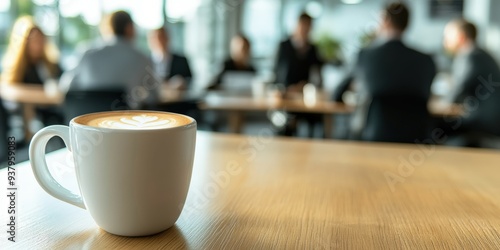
[29,111,197,236]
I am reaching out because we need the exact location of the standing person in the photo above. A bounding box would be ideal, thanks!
[273,13,323,137]
[442,19,500,143]
[274,13,323,90]
[338,3,436,143]
[62,11,159,108]
[148,27,192,90]
[207,34,256,90]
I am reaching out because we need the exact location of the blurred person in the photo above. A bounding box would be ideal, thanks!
[273,13,323,137]
[62,11,159,108]
[148,27,192,89]
[274,12,323,91]
[441,19,500,144]
[1,16,64,128]
[207,34,256,90]
[1,16,62,85]
[336,3,436,143]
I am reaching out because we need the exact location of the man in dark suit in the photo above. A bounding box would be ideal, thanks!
[275,13,322,90]
[148,27,192,89]
[443,19,500,139]
[337,3,437,143]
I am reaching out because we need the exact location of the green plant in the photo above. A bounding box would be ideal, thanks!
[314,34,343,65]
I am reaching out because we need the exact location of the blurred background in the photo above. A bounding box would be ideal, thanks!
[1,0,498,90]
[1,0,500,167]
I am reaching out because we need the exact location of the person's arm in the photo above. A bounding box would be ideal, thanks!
[332,50,363,102]
[311,45,324,88]
[448,59,475,104]
[138,58,161,108]
[206,60,228,90]
[333,74,354,102]
[58,53,87,94]
[274,42,286,84]
[183,57,192,79]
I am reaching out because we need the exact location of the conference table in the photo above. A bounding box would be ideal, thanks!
[0,84,63,141]
[2,132,500,249]
[0,83,462,140]
[200,91,463,137]
[0,83,204,140]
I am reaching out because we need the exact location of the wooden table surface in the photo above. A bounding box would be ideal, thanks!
[2,132,500,249]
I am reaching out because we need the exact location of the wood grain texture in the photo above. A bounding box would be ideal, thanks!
[2,132,500,249]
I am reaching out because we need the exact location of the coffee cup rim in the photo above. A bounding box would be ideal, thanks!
[70,110,196,132]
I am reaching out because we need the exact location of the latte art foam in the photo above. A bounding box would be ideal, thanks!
[98,115,174,129]
[75,111,193,130]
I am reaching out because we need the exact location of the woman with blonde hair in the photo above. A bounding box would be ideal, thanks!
[1,16,63,132]
[1,16,62,84]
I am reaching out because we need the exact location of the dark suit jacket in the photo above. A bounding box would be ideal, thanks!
[208,59,256,90]
[166,54,192,82]
[343,39,437,142]
[274,38,322,87]
[450,47,500,136]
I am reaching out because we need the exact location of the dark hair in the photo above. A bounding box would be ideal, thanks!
[383,2,410,32]
[298,12,313,24]
[110,11,133,37]
[456,19,478,42]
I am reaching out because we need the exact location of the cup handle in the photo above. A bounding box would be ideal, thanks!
[29,125,86,209]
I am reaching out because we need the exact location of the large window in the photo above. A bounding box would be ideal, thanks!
[0,0,198,71]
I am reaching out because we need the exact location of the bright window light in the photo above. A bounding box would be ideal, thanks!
[166,0,201,21]
[342,0,363,4]
[59,0,81,18]
[0,0,10,12]
[306,1,323,18]
[33,0,56,6]
[132,0,163,29]
[81,0,101,26]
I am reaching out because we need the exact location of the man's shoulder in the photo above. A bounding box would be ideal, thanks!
[469,47,496,62]
[279,39,293,47]
[172,53,188,61]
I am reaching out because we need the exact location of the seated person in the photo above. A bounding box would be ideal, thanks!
[273,13,323,137]
[2,16,62,85]
[148,27,192,89]
[62,11,159,109]
[1,16,63,127]
[207,34,256,90]
[441,19,500,143]
[274,13,322,91]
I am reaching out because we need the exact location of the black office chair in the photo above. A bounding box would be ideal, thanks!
[0,99,9,164]
[63,90,128,124]
[360,96,431,143]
